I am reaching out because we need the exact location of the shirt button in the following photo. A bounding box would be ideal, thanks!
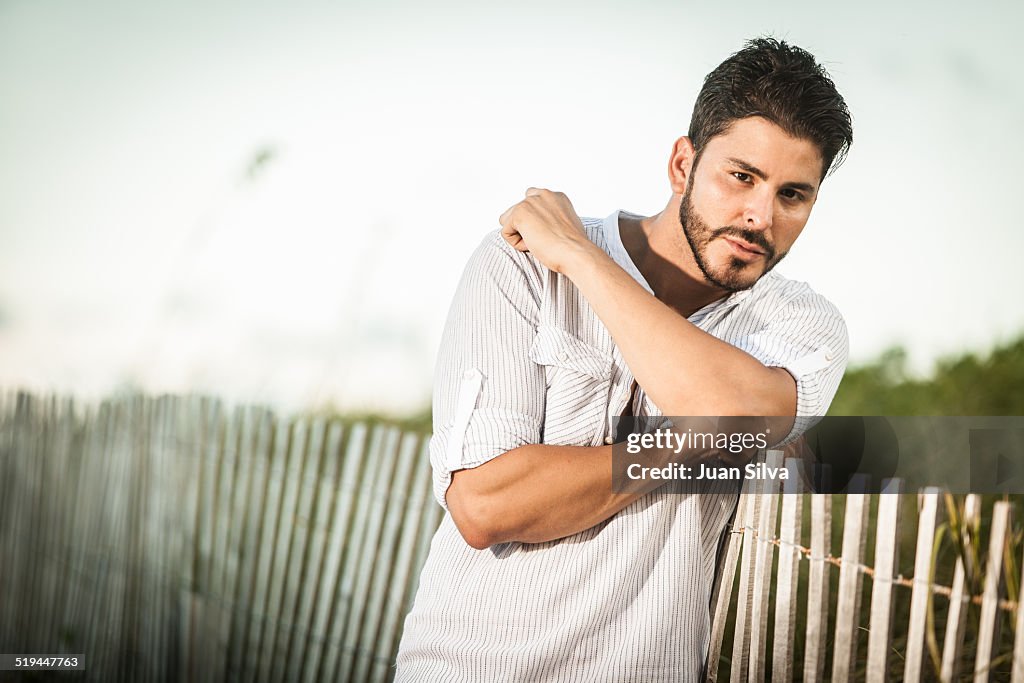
[605,436,615,445]
[463,369,476,379]
[557,351,568,362]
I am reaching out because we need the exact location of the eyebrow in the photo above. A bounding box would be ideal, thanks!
[726,157,818,195]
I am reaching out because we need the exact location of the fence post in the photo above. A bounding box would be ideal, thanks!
[803,488,832,683]
[904,488,943,682]
[974,501,1011,682]
[770,458,804,683]
[730,478,763,682]
[866,478,904,682]
[942,493,981,682]
[1012,529,1024,683]
[831,474,870,682]
[706,493,749,682]
[748,451,784,682]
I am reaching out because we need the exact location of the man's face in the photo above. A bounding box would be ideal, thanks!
[678,116,823,292]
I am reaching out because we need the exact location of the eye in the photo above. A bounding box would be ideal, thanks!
[780,188,805,202]
[732,172,752,183]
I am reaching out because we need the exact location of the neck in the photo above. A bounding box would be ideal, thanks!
[620,201,730,318]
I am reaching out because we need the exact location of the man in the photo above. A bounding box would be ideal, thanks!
[396,37,852,681]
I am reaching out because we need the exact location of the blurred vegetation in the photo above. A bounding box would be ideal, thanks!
[828,335,1024,416]
[313,404,433,434]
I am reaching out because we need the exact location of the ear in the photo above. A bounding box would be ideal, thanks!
[668,136,696,196]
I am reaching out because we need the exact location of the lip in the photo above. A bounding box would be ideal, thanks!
[721,237,766,261]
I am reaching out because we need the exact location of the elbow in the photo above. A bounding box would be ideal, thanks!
[458,524,497,552]
[446,473,508,550]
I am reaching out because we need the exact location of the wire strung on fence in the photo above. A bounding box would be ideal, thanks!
[731,522,1021,613]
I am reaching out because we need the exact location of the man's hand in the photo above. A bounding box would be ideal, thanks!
[498,188,598,274]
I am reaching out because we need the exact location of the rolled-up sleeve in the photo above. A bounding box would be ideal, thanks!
[428,232,547,509]
[736,292,850,445]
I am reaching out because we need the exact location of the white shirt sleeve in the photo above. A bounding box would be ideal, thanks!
[735,291,850,444]
[428,232,547,509]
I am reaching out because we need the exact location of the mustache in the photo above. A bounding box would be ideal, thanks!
[712,227,774,259]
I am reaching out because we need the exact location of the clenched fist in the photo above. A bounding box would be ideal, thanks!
[498,188,597,274]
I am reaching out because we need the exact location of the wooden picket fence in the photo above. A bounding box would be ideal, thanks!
[708,451,1024,682]
[1,391,1023,682]
[0,392,443,682]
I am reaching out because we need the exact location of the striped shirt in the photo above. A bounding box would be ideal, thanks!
[395,210,849,682]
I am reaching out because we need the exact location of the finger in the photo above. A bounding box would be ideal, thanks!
[525,187,547,198]
[501,229,529,253]
[499,220,519,243]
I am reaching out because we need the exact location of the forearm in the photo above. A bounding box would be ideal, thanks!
[446,443,660,548]
[566,243,793,417]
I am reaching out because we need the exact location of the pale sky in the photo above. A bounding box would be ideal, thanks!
[1,0,1022,414]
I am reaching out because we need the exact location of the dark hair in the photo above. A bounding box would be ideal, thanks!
[688,37,853,179]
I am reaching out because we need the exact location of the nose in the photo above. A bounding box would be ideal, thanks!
[743,189,774,231]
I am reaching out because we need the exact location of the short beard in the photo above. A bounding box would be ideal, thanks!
[678,189,785,292]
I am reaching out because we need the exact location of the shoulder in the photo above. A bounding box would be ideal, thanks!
[744,271,845,326]
[462,230,546,290]
[579,215,611,254]
[466,217,609,286]
[725,271,848,363]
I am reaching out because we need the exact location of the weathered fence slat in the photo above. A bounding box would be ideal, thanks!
[290,420,344,683]
[706,492,750,682]
[904,488,943,682]
[272,418,325,683]
[39,397,74,658]
[1,395,29,648]
[281,418,328,683]
[339,426,402,681]
[375,438,435,683]
[749,450,784,682]
[315,421,376,683]
[227,408,273,682]
[353,432,420,683]
[322,424,393,682]
[831,475,870,682]
[196,399,225,683]
[770,458,804,683]
[218,405,257,682]
[803,490,832,683]
[942,493,981,682]
[730,478,762,682]
[91,397,128,679]
[1012,533,1024,683]
[244,417,291,682]
[974,501,1011,683]
[151,397,176,683]
[866,478,904,682]
[208,404,240,683]
[261,417,309,683]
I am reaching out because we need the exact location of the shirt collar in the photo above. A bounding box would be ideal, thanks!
[603,209,754,319]
[602,210,655,295]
